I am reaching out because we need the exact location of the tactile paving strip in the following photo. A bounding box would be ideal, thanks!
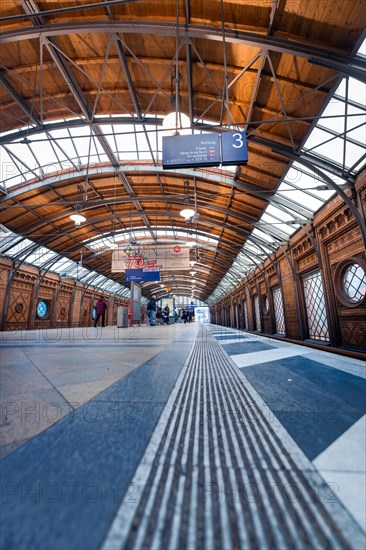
[102,328,365,550]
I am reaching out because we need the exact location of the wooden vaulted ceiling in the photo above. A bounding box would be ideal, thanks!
[0,0,365,302]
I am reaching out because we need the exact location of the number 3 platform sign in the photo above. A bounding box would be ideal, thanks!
[162,131,247,169]
[221,131,248,166]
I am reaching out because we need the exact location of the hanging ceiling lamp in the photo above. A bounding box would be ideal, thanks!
[70,212,86,226]
[70,188,87,226]
[162,2,190,137]
[180,208,195,220]
[180,180,195,220]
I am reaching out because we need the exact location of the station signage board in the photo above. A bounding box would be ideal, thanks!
[162,134,220,169]
[221,131,248,165]
[162,131,247,169]
[125,269,161,282]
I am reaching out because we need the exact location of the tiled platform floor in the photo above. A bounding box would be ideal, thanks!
[212,327,366,532]
[0,323,365,549]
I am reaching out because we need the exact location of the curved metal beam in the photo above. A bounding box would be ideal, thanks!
[0,163,271,202]
[251,136,366,248]
[12,196,257,236]
[0,22,364,81]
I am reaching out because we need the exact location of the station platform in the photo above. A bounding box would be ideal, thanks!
[1,323,365,549]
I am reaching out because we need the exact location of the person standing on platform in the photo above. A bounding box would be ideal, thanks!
[181,307,188,324]
[147,295,157,326]
[163,304,170,324]
[94,296,107,327]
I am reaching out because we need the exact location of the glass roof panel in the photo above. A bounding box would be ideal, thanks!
[276,188,324,211]
[0,147,23,188]
[3,238,34,257]
[6,142,41,179]
[0,229,129,296]
[48,128,80,161]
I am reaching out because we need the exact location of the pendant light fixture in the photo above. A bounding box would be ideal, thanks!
[180,180,195,221]
[162,0,190,136]
[70,212,86,226]
[70,186,87,226]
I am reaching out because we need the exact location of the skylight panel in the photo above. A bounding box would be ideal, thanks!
[303,127,334,152]
[3,238,34,257]
[135,131,152,154]
[277,189,323,211]
[346,78,366,105]
[321,103,365,135]
[346,123,366,146]
[48,129,80,162]
[51,258,76,273]
[265,204,295,222]
[260,212,294,235]
[29,140,60,173]
[0,147,22,188]
[8,142,41,178]
[27,248,58,266]
[252,227,276,243]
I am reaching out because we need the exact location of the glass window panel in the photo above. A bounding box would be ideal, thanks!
[36,300,49,319]
[254,295,261,331]
[273,286,285,335]
[260,213,295,235]
[317,103,365,136]
[342,264,366,303]
[138,151,153,160]
[302,271,329,341]
[243,301,248,330]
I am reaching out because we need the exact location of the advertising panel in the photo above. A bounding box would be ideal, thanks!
[112,245,190,272]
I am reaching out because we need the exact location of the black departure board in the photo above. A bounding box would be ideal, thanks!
[162,131,247,169]
[162,134,220,168]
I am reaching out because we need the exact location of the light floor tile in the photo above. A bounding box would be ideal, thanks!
[316,470,366,532]
[232,347,313,368]
[58,373,130,405]
[313,415,366,472]
[313,416,366,532]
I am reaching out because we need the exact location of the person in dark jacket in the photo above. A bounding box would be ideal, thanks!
[147,295,157,326]
[181,307,188,323]
[94,296,107,327]
[162,304,170,324]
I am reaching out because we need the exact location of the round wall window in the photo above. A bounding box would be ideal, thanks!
[335,258,366,308]
[342,263,366,303]
[15,302,24,313]
[36,300,49,319]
